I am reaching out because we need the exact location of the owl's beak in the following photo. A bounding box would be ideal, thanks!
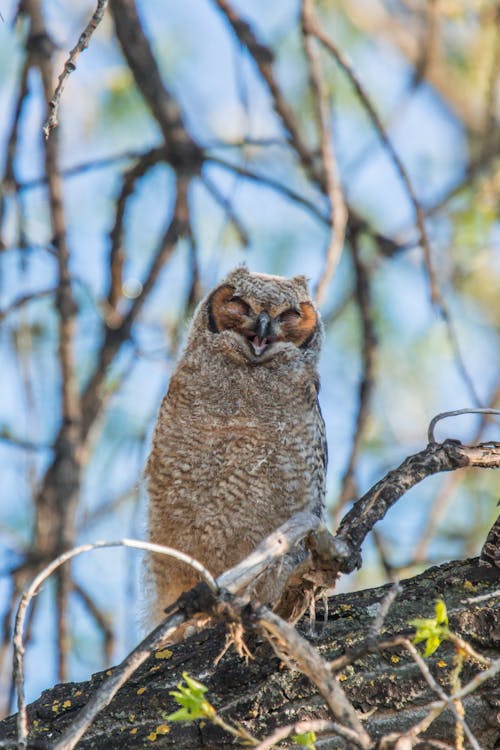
[255,311,272,341]
[250,311,272,356]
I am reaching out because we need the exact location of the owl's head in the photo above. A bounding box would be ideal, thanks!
[193,266,322,366]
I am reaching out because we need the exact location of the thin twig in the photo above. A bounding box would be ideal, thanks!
[311,20,439,306]
[72,580,115,667]
[399,639,481,750]
[43,0,109,138]
[440,306,483,407]
[0,431,53,452]
[428,408,500,444]
[301,0,348,305]
[15,149,146,191]
[43,512,322,750]
[413,386,500,563]
[446,632,491,669]
[14,538,217,748]
[200,172,250,247]
[256,607,372,748]
[334,235,377,523]
[207,155,328,223]
[106,146,166,313]
[329,581,401,672]
[442,656,500,702]
[254,718,364,750]
[336,438,500,573]
[461,589,500,604]
[0,287,56,322]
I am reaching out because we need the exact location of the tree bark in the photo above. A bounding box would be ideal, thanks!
[1,557,498,748]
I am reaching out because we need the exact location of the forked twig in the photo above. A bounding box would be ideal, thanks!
[310,19,439,306]
[14,540,217,748]
[20,513,321,750]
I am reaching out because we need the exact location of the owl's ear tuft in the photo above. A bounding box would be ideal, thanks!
[223,263,250,286]
[292,275,310,294]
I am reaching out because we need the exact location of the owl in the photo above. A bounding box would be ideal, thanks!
[146,266,327,626]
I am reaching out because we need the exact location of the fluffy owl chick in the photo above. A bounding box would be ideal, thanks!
[146,266,327,625]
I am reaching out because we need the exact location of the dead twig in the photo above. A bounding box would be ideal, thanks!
[14,539,217,749]
[310,20,439,306]
[336,438,500,573]
[413,388,500,563]
[301,0,348,305]
[427,408,500,444]
[335,234,377,524]
[21,512,320,750]
[254,718,365,750]
[43,0,109,138]
[255,607,371,748]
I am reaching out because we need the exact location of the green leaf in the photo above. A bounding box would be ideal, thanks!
[166,672,215,723]
[409,599,449,657]
[435,599,448,626]
[292,730,317,748]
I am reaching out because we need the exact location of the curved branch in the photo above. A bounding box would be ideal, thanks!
[336,439,500,572]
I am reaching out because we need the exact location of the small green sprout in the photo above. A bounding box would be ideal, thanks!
[292,730,317,748]
[167,672,216,722]
[409,598,449,657]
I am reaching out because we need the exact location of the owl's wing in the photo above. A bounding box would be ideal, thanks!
[312,396,328,519]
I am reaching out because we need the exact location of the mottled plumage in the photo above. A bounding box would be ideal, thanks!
[146,266,327,625]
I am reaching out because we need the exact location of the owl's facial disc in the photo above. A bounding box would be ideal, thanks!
[207,284,318,360]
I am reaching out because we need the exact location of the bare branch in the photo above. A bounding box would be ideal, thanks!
[311,19,439,307]
[17,512,319,749]
[212,0,404,258]
[336,439,500,573]
[109,0,203,167]
[107,146,166,313]
[301,0,348,305]
[428,408,500,444]
[81,177,190,440]
[14,539,218,748]
[255,718,365,749]
[335,235,377,523]
[43,0,109,138]
[256,607,372,748]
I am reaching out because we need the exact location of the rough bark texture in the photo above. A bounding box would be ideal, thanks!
[1,558,499,748]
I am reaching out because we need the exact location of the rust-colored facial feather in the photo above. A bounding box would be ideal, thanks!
[207,285,248,332]
[277,301,317,348]
[207,284,318,355]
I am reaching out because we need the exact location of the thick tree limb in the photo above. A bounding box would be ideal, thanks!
[1,558,498,749]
